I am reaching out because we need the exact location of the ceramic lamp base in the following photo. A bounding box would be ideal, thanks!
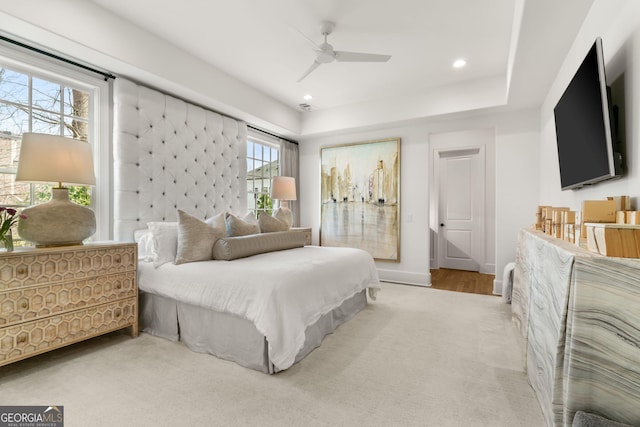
[18,188,96,247]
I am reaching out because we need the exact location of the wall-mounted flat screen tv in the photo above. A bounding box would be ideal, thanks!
[553,37,621,190]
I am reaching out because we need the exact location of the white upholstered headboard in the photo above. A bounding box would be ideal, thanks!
[113,78,247,241]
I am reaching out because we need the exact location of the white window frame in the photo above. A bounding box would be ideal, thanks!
[246,131,280,218]
[0,43,110,241]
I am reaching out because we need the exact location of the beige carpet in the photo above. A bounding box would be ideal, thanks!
[0,283,545,426]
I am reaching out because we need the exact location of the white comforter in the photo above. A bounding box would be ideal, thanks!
[138,246,380,370]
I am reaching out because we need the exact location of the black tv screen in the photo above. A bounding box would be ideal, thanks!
[553,37,618,190]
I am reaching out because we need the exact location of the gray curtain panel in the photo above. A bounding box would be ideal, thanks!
[279,140,300,227]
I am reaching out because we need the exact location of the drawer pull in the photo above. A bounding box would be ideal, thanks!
[21,302,28,309]
[116,284,122,290]
[114,255,122,264]
[115,308,122,318]
[17,267,26,275]
[17,336,27,344]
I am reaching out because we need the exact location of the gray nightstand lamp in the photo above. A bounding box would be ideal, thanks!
[270,176,297,227]
[15,133,97,247]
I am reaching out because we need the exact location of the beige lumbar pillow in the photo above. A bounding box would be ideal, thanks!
[175,210,224,265]
[225,212,260,237]
[258,212,290,233]
[213,231,306,260]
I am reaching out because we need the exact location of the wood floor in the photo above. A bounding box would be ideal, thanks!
[430,268,496,296]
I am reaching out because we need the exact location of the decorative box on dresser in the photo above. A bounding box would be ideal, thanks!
[0,242,138,367]
[291,227,312,245]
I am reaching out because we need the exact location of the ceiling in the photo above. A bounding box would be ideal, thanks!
[81,0,592,133]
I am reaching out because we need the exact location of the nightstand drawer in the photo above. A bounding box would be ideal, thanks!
[0,244,136,291]
[0,297,137,366]
[0,271,137,328]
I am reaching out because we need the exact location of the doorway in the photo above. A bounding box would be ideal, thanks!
[430,128,494,275]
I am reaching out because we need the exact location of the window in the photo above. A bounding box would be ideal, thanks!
[246,138,279,217]
[0,44,109,245]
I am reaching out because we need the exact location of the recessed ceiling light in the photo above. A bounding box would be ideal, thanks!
[303,94,313,100]
[453,59,467,69]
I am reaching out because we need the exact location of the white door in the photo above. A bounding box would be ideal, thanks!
[437,148,483,271]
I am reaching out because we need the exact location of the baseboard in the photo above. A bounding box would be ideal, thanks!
[481,263,496,275]
[492,279,503,296]
[377,268,431,287]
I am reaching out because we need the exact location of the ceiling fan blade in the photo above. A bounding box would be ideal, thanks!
[297,61,321,83]
[287,23,320,51]
[334,51,391,62]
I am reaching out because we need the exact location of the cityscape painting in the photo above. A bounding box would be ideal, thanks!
[320,138,400,262]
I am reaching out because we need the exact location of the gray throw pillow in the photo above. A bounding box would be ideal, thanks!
[175,210,223,265]
[205,211,226,232]
[225,212,260,236]
[259,212,290,233]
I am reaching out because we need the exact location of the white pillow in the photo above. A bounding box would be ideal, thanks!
[147,221,178,268]
[134,229,154,262]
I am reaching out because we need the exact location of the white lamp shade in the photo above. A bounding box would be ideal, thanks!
[16,133,96,186]
[270,176,297,200]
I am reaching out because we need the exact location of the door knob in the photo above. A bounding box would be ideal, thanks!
[440,223,445,227]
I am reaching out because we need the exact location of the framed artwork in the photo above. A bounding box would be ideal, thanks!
[320,138,400,262]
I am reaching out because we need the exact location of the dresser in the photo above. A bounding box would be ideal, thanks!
[0,242,138,367]
[512,229,640,426]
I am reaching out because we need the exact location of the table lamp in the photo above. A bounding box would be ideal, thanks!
[15,133,96,247]
[270,176,296,226]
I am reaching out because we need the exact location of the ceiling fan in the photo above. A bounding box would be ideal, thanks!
[297,21,391,83]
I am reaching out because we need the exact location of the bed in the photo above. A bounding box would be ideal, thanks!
[112,78,380,373]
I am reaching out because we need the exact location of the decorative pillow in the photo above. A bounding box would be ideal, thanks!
[175,210,224,265]
[273,207,293,227]
[147,222,179,268]
[134,229,154,262]
[258,212,290,233]
[213,231,306,260]
[225,212,260,237]
[205,211,226,233]
[243,211,259,225]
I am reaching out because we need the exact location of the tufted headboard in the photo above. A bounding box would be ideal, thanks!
[113,78,247,241]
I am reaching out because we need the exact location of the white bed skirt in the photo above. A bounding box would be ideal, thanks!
[139,289,367,373]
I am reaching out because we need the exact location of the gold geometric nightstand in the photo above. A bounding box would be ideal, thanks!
[0,242,138,366]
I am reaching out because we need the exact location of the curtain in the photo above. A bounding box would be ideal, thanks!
[280,139,300,227]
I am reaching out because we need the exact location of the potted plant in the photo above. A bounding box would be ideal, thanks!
[0,207,27,252]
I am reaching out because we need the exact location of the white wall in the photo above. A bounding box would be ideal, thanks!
[300,124,431,286]
[495,115,540,293]
[0,0,301,137]
[299,109,539,288]
[538,0,640,210]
